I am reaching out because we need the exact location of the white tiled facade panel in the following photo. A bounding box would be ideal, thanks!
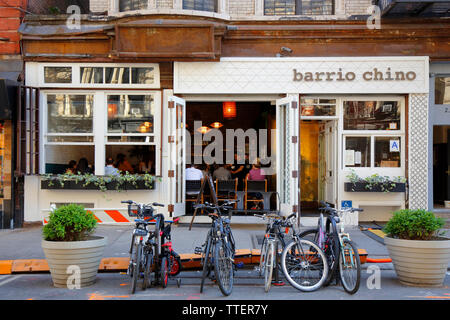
[91,0,376,17]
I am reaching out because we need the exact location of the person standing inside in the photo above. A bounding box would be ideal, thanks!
[116,153,134,174]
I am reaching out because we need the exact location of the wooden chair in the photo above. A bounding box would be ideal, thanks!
[244,179,267,210]
[186,179,203,213]
[215,178,238,209]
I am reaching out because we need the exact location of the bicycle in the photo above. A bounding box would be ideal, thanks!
[159,216,182,288]
[254,213,296,292]
[122,200,164,294]
[299,201,363,294]
[274,214,329,292]
[194,200,236,296]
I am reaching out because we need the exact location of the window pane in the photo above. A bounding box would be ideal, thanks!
[183,0,217,12]
[47,95,94,133]
[108,136,155,143]
[107,95,155,134]
[80,67,103,84]
[105,67,130,84]
[375,137,401,167]
[435,77,450,104]
[131,67,155,84]
[300,98,336,116]
[45,145,94,174]
[264,0,333,15]
[47,136,94,143]
[345,137,371,167]
[119,0,147,11]
[344,101,400,130]
[44,67,72,83]
[264,0,295,15]
[106,145,156,174]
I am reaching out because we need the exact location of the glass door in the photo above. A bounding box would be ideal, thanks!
[276,96,299,217]
[168,96,186,217]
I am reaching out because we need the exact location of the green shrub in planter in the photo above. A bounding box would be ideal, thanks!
[43,204,97,241]
[384,209,445,240]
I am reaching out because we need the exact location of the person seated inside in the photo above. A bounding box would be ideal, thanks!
[139,154,154,174]
[186,164,204,181]
[105,157,120,176]
[246,160,266,210]
[213,164,232,181]
[75,157,93,174]
[116,153,134,174]
[65,160,77,174]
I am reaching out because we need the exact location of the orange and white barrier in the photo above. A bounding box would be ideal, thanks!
[43,209,142,225]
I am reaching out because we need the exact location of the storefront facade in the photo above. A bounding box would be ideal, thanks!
[18,7,449,226]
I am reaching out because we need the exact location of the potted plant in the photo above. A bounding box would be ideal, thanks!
[384,209,449,286]
[42,204,107,288]
[345,170,406,192]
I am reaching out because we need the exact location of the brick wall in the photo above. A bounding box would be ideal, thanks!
[0,0,26,55]
[345,0,373,15]
[229,0,255,16]
[90,0,109,12]
[156,0,173,8]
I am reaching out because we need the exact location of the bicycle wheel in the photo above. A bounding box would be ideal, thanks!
[299,229,337,286]
[259,236,268,276]
[169,251,182,276]
[281,238,328,292]
[339,239,361,294]
[130,242,142,294]
[143,249,153,289]
[200,233,212,293]
[160,256,169,288]
[264,240,275,293]
[214,239,234,296]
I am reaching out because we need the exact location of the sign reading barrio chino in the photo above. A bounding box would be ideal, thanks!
[293,67,417,82]
[174,57,429,94]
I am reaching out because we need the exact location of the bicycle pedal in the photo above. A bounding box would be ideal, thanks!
[194,247,203,255]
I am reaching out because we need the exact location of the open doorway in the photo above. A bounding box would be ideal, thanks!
[433,125,450,209]
[185,101,277,215]
[300,119,337,215]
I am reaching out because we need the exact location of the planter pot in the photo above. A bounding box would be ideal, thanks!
[344,182,406,192]
[42,236,107,288]
[384,236,450,287]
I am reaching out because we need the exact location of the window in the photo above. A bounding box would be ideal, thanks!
[44,67,72,83]
[47,94,94,134]
[344,101,400,131]
[345,137,371,167]
[119,0,147,11]
[264,0,334,15]
[435,77,450,104]
[375,137,401,168]
[80,67,103,84]
[107,94,155,134]
[300,98,336,117]
[183,0,217,12]
[43,91,161,176]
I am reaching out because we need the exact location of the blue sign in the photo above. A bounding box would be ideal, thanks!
[341,200,352,208]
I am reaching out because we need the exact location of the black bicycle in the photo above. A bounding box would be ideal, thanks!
[122,200,164,294]
[299,201,363,294]
[194,200,237,296]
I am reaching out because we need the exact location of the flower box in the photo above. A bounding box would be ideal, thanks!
[344,182,406,192]
[41,178,155,191]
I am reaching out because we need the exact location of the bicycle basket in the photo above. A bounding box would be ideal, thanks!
[128,204,140,217]
[143,207,154,217]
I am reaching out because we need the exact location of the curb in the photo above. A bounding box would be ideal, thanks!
[0,248,369,275]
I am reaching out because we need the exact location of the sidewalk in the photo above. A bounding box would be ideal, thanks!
[0,220,398,269]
